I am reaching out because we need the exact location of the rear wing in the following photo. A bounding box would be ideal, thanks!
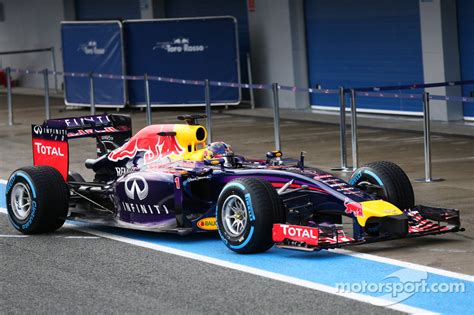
[32,114,132,180]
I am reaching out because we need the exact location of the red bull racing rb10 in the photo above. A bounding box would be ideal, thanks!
[5,114,463,253]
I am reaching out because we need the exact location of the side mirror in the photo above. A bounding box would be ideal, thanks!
[204,158,225,166]
[266,150,283,159]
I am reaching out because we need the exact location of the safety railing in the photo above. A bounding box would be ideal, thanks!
[1,66,473,184]
[0,48,58,91]
[349,80,474,182]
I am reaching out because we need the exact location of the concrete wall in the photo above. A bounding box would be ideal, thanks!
[140,0,153,19]
[419,0,463,121]
[248,0,309,109]
[0,0,65,89]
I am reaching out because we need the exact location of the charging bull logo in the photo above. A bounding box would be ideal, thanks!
[108,125,184,164]
[344,198,364,218]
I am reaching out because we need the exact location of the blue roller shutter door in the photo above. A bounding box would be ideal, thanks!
[457,0,474,119]
[305,0,424,113]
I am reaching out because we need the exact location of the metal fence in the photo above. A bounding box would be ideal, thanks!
[2,65,474,183]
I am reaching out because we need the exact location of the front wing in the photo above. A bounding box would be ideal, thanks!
[272,205,463,251]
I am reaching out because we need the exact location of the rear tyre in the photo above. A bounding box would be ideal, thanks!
[349,161,415,210]
[217,178,284,254]
[6,166,69,234]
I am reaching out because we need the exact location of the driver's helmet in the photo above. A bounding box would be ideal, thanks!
[203,141,233,160]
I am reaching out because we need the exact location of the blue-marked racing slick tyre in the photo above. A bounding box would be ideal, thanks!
[6,166,69,234]
[217,178,284,254]
[350,161,415,211]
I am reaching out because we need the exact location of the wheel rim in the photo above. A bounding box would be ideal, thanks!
[10,182,32,221]
[222,195,248,237]
[357,178,386,200]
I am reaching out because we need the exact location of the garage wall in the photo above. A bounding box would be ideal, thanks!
[457,0,474,119]
[0,0,65,89]
[164,0,250,89]
[305,0,424,113]
[75,0,140,20]
[248,0,309,109]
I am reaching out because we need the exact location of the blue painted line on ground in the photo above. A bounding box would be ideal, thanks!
[0,182,472,313]
[97,226,472,313]
[0,183,5,208]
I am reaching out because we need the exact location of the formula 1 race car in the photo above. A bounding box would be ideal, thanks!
[5,114,463,253]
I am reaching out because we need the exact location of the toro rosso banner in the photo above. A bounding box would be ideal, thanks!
[123,17,241,106]
[61,21,126,108]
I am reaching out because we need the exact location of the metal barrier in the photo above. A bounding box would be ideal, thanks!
[2,65,473,184]
[0,47,58,91]
[144,74,152,125]
[42,69,50,120]
[355,78,474,93]
[272,83,281,151]
[246,53,256,110]
[332,87,353,172]
[6,67,13,125]
[351,90,450,183]
[89,73,95,115]
[349,89,359,169]
[204,79,212,144]
[415,92,444,183]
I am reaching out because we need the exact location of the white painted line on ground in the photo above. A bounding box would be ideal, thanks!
[63,236,100,239]
[334,249,474,282]
[0,234,29,238]
[0,179,7,185]
[428,248,467,253]
[65,224,434,315]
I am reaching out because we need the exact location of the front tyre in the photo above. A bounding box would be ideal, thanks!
[349,161,415,210]
[217,178,284,254]
[6,166,69,234]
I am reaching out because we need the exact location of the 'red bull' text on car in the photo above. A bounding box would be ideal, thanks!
[5,114,463,253]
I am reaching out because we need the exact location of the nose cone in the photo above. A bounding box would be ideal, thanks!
[358,200,403,226]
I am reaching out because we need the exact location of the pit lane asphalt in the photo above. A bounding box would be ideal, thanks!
[0,218,398,314]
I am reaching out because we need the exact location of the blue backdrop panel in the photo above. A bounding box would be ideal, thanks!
[457,0,474,118]
[61,22,126,107]
[124,17,240,106]
[305,0,424,113]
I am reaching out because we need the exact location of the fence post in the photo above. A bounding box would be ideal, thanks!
[144,74,152,125]
[415,92,443,183]
[332,86,352,171]
[50,47,58,91]
[205,79,212,144]
[247,53,255,110]
[350,89,359,169]
[6,67,13,126]
[89,72,95,115]
[43,69,50,120]
[272,83,281,151]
